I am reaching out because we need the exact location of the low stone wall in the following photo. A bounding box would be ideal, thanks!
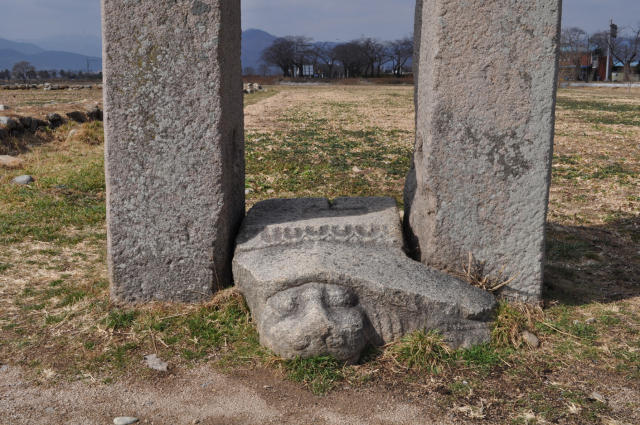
[243,83,265,94]
[0,105,102,141]
[0,83,103,91]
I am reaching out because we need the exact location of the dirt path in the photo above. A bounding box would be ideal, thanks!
[0,365,467,425]
[244,85,415,134]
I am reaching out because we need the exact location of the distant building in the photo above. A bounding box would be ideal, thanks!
[611,60,640,82]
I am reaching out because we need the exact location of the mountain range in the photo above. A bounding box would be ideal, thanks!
[0,37,102,72]
[0,29,280,72]
[14,34,103,58]
[241,29,277,69]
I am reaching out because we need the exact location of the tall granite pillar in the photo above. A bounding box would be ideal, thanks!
[102,0,244,303]
[405,0,562,301]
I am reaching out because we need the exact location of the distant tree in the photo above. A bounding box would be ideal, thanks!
[386,36,413,77]
[315,42,338,78]
[49,69,58,78]
[358,36,386,76]
[0,69,10,81]
[26,68,37,80]
[334,41,366,78]
[260,36,313,77]
[12,61,36,83]
[257,62,271,77]
[243,67,256,76]
[261,37,295,76]
[37,70,50,80]
[559,27,588,82]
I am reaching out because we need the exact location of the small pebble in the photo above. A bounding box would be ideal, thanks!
[573,320,582,325]
[11,175,34,185]
[0,365,9,372]
[114,418,140,425]
[585,318,597,325]
[522,331,540,348]
[591,392,606,403]
[45,407,55,413]
[352,166,362,173]
[144,354,168,371]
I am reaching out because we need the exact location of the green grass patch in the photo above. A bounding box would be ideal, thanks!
[106,309,139,330]
[93,342,139,371]
[0,137,106,244]
[557,98,640,126]
[553,154,581,165]
[284,355,344,395]
[246,122,412,205]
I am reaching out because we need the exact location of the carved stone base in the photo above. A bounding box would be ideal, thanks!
[233,197,497,363]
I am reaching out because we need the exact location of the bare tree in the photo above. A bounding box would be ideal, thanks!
[590,24,640,84]
[315,42,338,78]
[257,62,271,77]
[12,61,36,83]
[358,37,386,76]
[291,36,314,77]
[261,38,295,76]
[386,36,413,77]
[334,41,366,78]
[613,24,640,82]
[243,67,256,76]
[559,27,588,83]
[260,36,313,77]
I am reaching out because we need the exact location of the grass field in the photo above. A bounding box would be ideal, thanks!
[1,85,639,424]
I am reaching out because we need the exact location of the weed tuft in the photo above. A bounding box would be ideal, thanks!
[492,301,544,349]
[461,252,521,293]
[388,329,452,373]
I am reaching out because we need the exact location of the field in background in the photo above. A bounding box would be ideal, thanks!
[0,85,639,424]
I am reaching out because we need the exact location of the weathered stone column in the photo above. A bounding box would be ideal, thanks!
[102,0,244,303]
[405,0,562,301]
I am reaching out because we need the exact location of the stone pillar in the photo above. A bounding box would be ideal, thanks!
[102,0,244,303]
[405,0,562,301]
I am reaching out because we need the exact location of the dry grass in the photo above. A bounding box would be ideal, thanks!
[0,85,639,423]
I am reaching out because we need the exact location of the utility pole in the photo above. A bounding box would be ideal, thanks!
[295,43,312,78]
[606,20,618,82]
[86,58,100,76]
[586,37,591,83]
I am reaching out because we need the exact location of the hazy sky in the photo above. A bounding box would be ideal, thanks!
[0,0,638,41]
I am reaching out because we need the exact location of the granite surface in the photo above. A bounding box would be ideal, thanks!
[406,0,562,301]
[102,0,245,302]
